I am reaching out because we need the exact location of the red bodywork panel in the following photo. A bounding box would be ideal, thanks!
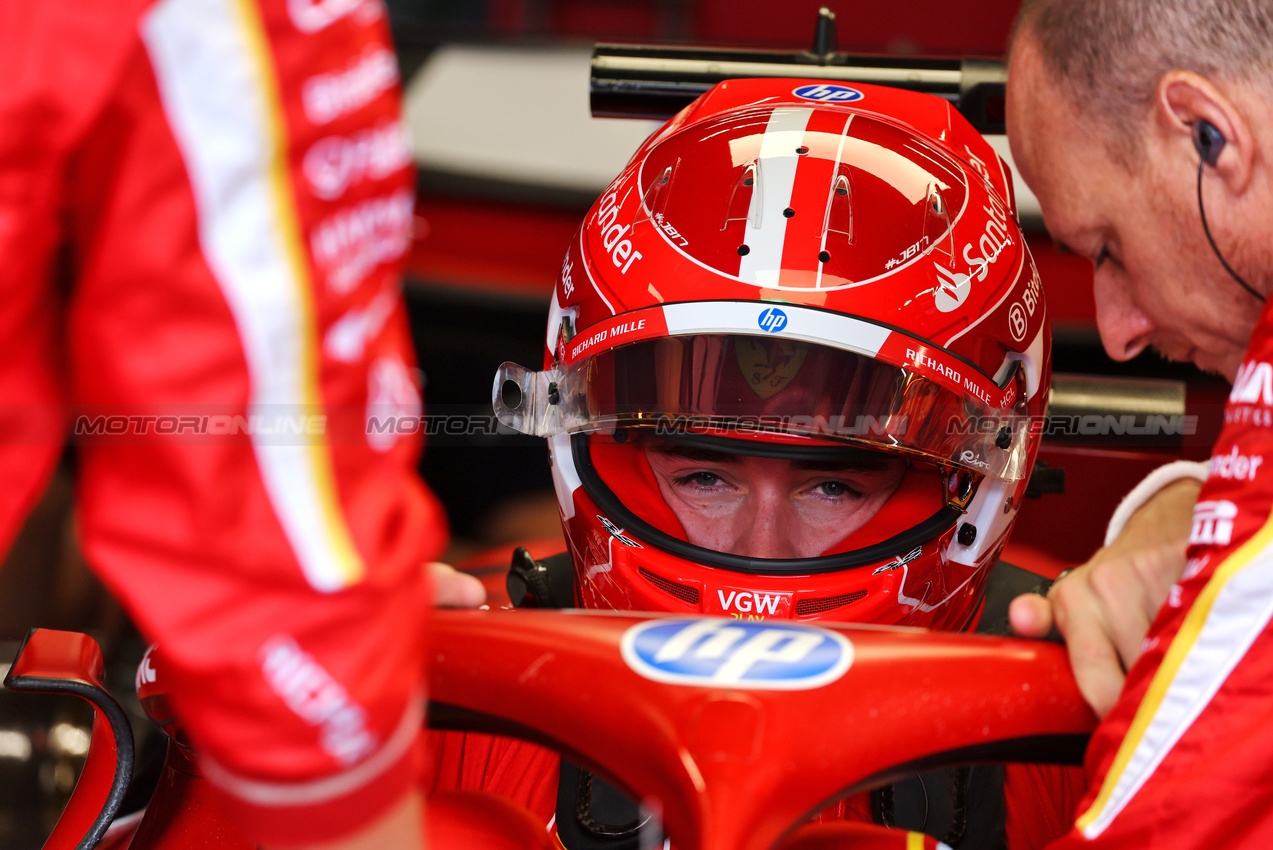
[428,609,1096,850]
[18,613,1093,850]
[4,629,130,850]
[104,745,254,850]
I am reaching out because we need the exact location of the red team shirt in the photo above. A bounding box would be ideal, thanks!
[0,0,444,842]
[1049,312,1273,848]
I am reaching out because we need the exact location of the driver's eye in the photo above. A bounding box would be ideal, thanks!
[684,472,722,487]
[818,481,855,497]
[1094,246,1111,269]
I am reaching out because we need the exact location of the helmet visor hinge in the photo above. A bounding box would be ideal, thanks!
[945,468,980,512]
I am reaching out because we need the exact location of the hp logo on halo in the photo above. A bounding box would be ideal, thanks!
[793,84,864,103]
[758,307,788,333]
[620,618,854,690]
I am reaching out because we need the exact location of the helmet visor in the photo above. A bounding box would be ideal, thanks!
[495,334,1026,479]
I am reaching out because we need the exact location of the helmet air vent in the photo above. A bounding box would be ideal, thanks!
[821,172,854,247]
[722,160,761,231]
[637,567,701,605]
[795,590,867,616]
[634,163,676,233]
[921,181,956,267]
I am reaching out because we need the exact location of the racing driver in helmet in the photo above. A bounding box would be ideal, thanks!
[427,78,1084,849]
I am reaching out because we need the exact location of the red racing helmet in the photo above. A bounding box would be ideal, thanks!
[494,79,1049,631]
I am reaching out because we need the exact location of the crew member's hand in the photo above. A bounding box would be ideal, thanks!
[429,562,486,608]
[1008,478,1200,717]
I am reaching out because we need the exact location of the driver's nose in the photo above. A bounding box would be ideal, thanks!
[1093,265,1153,361]
[730,492,800,559]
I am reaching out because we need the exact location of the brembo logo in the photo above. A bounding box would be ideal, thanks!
[792,84,864,103]
[621,618,854,689]
[758,307,789,333]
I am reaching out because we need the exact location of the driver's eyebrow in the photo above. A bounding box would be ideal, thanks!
[794,457,891,472]
[649,445,739,464]
[651,444,892,470]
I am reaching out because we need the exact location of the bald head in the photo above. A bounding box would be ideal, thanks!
[1007,0,1273,381]
[1012,0,1273,144]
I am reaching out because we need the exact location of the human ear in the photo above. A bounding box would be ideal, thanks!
[1156,71,1254,194]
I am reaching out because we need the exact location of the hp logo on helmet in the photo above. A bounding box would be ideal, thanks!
[792,84,865,103]
[621,618,854,689]
[758,307,788,333]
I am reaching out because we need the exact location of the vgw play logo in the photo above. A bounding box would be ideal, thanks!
[621,618,853,689]
[792,84,864,103]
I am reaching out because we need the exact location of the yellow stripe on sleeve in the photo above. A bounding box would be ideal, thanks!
[1075,509,1273,833]
[227,0,364,588]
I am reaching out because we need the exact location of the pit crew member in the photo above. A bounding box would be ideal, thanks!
[1006,0,1273,846]
[0,1,480,847]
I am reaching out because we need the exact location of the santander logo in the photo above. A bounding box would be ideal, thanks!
[933,263,972,312]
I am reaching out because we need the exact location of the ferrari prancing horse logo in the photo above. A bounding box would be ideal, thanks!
[735,338,809,400]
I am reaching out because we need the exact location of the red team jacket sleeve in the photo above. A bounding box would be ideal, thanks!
[1045,319,1273,848]
[0,0,446,843]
